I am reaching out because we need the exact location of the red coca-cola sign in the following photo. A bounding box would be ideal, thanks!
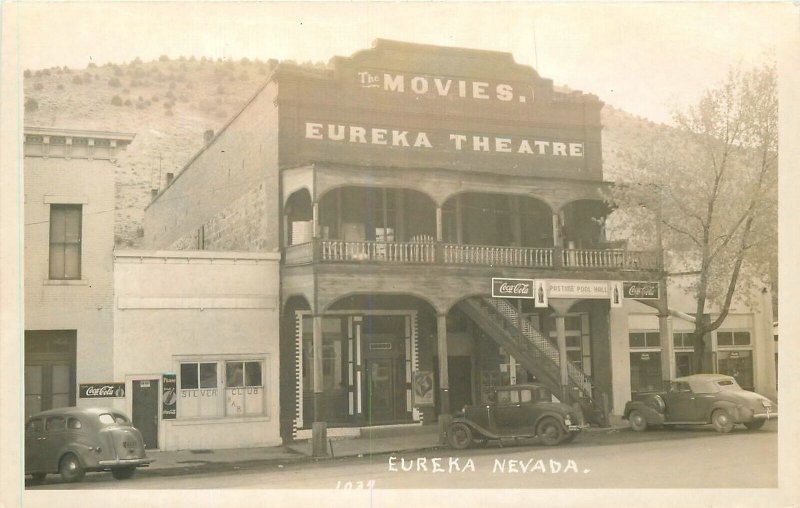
[79,383,126,398]
[491,278,535,299]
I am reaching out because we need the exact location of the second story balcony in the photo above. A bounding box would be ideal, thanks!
[283,184,661,273]
[285,238,660,271]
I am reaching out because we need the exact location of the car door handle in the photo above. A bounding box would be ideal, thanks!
[37,437,46,441]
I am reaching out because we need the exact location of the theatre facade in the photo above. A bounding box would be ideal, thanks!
[144,40,671,448]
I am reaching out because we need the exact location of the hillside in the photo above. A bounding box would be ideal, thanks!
[23,57,667,248]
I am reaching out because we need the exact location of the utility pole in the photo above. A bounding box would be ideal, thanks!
[656,187,675,388]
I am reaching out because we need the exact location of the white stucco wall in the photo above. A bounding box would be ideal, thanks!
[113,250,281,451]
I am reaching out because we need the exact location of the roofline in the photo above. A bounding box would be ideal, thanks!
[114,249,281,262]
[24,126,136,141]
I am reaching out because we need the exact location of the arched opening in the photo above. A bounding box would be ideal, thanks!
[560,199,612,249]
[318,187,436,243]
[442,192,553,247]
[284,189,313,247]
[292,293,439,429]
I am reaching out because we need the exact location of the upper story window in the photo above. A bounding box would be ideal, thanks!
[629,331,660,348]
[716,331,751,347]
[49,204,82,280]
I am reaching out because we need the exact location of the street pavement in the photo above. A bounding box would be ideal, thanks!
[24,420,777,490]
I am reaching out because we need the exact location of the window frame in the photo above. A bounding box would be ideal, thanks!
[48,204,82,280]
[177,356,268,421]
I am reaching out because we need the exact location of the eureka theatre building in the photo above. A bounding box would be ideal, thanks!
[144,40,662,449]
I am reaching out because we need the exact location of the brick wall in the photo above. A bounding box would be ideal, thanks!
[144,80,281,252]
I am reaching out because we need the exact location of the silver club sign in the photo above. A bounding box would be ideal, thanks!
[79,383,126,399]
[491,278,535,299]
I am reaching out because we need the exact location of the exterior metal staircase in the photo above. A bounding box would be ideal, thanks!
[457,296,608,426]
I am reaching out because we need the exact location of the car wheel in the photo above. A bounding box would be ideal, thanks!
[744,420,766,431]
[711,409,735,433]
[537,417,564,446]
[59,453,85,483]
[29,473,46,484]
[448,423,473,450]
[628,410,648,432]
[111,466,136,480]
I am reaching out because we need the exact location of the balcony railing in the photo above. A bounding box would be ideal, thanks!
[284,239,661,271]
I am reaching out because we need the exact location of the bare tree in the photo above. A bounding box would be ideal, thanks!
[611,63,777,372]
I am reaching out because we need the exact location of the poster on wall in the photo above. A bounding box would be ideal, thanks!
[533,280,548,308]
[162,373,177,420]
[610,281,624,307]
[412,370,434,407]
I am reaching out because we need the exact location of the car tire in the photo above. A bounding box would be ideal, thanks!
[628,410,648,432]
[111,466,136,480]
[537,417,564,446]
[29,473,46,484]
[448,423,474,450]
[744,420,766,431]
[59,453,85,483]
[711,409,735,433]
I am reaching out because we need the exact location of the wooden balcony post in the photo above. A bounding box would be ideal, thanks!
[436,313,451,444]
[311,314,329,457]
[312,201,320,238]
[555,313,569,400]
[435,206,443,242]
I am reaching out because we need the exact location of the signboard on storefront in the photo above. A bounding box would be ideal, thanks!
[162,373,177,420]
[624,281,660,300]
[492,278,535,299]
[79,383,125,399]
[412,371,435,407]
[532,280,624,307]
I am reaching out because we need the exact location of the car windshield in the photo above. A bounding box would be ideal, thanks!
[98,413,131,425]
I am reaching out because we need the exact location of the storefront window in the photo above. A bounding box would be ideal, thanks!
[180,359,268,419]
[675,352,694,377]
[225,361,264,416]
[716,331,751,346]
[717,350,753,390]
[302,316,345,392]
[630,352,662,394]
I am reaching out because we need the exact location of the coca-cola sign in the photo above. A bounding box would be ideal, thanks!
[79,383,125,399]
[623,281,660,300]
[491,278,535,299]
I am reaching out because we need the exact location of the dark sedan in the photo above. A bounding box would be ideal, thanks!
[25,407,153,483]
[623,374,777,433]
[447,383,586,448]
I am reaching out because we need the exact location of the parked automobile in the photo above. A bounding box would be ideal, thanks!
[447,383,586,449]
[623,374,777,433]
[25,407,153,484]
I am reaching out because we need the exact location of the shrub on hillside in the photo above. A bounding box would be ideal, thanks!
[108,77,122,87]
[114,66,124,76]
[34,82,43,90]
[24,98,38,112]
[87,62,97,68]
[179,94,188,103]
[159,54,170,62]
[72,75,83,85]
[57,84,64,90]
[165,108,173,116]
[111,95,123,106]
[122,88,130,94]
[24,69,32,78]
[152,94,160,102]
[214,108,227,118]
[42,69,51,76]
[124,99,132,106]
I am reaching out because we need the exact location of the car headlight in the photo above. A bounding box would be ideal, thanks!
[564,416,572,426]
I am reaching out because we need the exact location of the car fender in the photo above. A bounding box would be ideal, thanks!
[708,400,740,423]
[450,417,499,440]
[533,410,571,432]
[623,401,665,425]
[57,442,100,471]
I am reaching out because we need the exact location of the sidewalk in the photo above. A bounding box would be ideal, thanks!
[140,421,630,477]
[141,424,443,476]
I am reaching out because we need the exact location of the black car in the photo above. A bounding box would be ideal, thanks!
[447,383,586,449]
[623,374,777,433]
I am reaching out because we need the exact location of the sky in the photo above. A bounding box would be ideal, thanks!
[12,2,796,124]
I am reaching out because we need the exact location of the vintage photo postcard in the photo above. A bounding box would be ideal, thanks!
[2,2,799,507]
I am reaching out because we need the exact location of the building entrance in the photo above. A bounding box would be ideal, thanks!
[361,315,409,425]
[24,330,76,419]
[132,379,160,449]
